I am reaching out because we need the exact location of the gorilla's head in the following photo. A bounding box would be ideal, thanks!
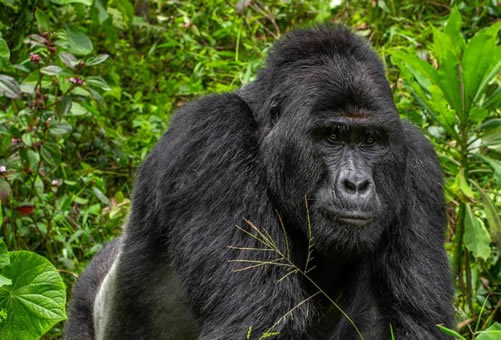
[243,26,408,255]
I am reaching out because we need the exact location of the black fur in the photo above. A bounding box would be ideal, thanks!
[63,25,454,340]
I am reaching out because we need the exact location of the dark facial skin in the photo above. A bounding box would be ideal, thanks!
[314,117,385,226]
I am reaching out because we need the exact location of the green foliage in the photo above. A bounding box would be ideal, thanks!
[0,250,67,340]
[0,0,499,339]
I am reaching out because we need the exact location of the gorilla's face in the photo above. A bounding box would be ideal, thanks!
[260,63,407,255]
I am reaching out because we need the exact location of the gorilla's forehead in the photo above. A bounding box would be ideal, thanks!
[281,59,396,117]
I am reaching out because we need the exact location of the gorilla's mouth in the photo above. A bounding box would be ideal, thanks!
[337,214,372,227]
[319,207,374,227]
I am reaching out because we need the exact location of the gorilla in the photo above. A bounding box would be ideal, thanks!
[63,25,454,340]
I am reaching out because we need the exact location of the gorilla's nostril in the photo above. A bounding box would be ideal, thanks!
[343,179,357,193]
[359,180,370,193]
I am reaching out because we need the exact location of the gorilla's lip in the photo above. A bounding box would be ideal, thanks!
[321,208,373,226]
[337,214,372,226]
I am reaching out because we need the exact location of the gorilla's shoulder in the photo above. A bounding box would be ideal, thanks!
[401,120,443,203]
[172,92,254,123]
[401,120,440,166]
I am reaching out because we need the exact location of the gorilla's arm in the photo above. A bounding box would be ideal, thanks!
[96,93,314,340]
[378,121,454,339]
[62,238,121,340]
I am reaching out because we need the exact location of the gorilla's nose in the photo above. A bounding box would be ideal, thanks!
[336,169,374,204]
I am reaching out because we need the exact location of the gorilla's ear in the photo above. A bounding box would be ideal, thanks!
[269,93,282,126]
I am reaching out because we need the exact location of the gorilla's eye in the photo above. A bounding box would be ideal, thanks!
[365,136,376,145]
[326,126,341,144]
[327,132,339,143]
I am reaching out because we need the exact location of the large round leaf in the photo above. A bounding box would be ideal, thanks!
[0,251,66,340]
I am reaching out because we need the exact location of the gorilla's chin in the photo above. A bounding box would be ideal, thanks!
[311,208,385,255]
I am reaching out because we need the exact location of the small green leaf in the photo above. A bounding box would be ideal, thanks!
[0,38,10,60]
[0,251,67,339]
[59,52,79,69]
[65,25,94,56]
[40,65,62,76]
[85,54,109,66]
[56,96,72,116]
[49,122,72,136]
[0,74,21,99]
[69,101,88,116]
[0,238,9,268]
[437,324,466,339]
[35,9,50,33]
[464,204,491,261]
[85,76,111,91]
[93,187,110,206]
[94,0,109,24]
[475,322,501,340]
[453,169,474,201]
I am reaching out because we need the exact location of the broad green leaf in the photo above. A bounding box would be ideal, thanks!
[428,84,456,131]
[436,56,462,117]
[443,7,465,53]
[50,0,93,5]
[479,118,501,132]
[0,251,67,340]
[94,0,109,24]
[49,122,72,136]
[56,96,72,116]
[469,107,488,123]
[0,74,21,99]
[40,65,62,76]
[444,7,462,39]
[110,0,134,26]
[432,28,460,64]
[452,169,474,202]
[392,50,439,90]
[0,275,11,288]
[0,38,9,60]
[462,21,501,111]
[69,101,88,116]
[35,9,50,33]
[474,154,501,184]
[65,25,93,56]
[476,322,501,340]
[21,133,32,147]
[483,87,501,111]
[40,142,62,165]
[0,238,8,268]
[85,54,109,66]
[464,204,491,261]
[59,52,79,69]
[85,76,111,91]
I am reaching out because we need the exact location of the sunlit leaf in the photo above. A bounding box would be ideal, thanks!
[0,38,10,60]
[0,74,21,99]
[65,24,94,56]
[40,65,62,76]
[464,204,491,261]
[475,322,501,340]
[0,251,67,339]
[462,21,501,111]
